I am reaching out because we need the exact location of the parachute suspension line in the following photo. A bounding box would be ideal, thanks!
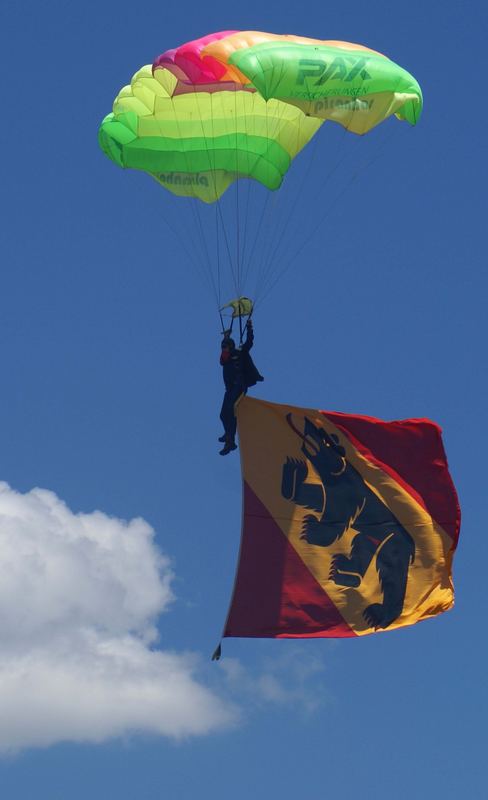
[167,94,218,303]
[238,311,243,343]
[208,87,219,310]
[210,90,220,311]
[234,87,241,297]
[254,107,347,310]
[256,141,361,307]
[255,103,360,302]
[254,105,276,284]
[251,99,303,304]
[255,123,350,303]
[230,298,252,345]
[238,93,253,289]
[263,98,301,278]
[210,90,225,313]
[195,87,241,297]
[234,92,270,302]
[209,89,240,311]
[152,96,203,274]
[260,86,366,292]
[238,100,273,287]
[240,90,259,295]
[252,58,294,292]
[192,190,220,305]
[252,93,273,294]
[154,96,218,305]
[253,106,310,302]
[152,97,203,275]
[177,110,213,275]
[240,184,273,296]
[215,203,221,309]
[219,308,226,335]
[264,108,299,288]
[256,122,402,307]
[253,184,279,301]
[192,90,232,307]
[241,302,254,344]
[217,200,239,296]
[155,204,203,282]
[208,88,221,208]
[192,87,242,309]
[239,171,252,283]
[249,98,281,302]
[250,82,352,305]
[257,96,273,280]
[239,90,269,292]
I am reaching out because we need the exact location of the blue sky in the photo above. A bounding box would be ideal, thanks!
[0,0,486,797]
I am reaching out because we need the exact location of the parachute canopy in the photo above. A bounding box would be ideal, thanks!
[98,30,422,202]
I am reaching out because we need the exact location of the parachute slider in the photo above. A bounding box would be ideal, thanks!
[220,296,253,318]
[220,297,253,343]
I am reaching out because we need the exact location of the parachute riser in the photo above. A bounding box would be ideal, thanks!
[238,307,253,344]
[219,296,253,343]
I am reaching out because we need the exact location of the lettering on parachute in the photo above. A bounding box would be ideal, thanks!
[313,97,374,114]
[297,57,372,86]
[158,173,209,187]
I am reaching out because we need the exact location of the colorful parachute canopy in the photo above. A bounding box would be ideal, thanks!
[98,30,422,202]
[222,397,459,640]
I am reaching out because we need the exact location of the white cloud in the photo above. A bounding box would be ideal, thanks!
[0,482,236,752]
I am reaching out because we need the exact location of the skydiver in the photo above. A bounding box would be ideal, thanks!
[219,319,263,456]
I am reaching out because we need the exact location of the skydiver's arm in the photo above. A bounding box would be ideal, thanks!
[242,320,254,352]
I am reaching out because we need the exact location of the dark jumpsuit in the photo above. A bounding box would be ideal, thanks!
[219,327,254,443]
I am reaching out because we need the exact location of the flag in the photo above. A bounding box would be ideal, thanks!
[223,397,460,639]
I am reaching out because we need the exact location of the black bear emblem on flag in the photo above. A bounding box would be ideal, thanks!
[282,414,416,629]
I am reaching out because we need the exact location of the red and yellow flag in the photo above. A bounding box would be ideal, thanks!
[223,397,460,639]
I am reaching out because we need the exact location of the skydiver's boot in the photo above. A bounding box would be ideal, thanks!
[219,437,237,456]
[218,434,227,442]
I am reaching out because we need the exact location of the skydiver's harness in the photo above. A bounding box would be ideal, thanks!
[219,296,263,391]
